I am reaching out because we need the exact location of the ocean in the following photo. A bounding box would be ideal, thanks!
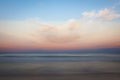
[0,53,120,62]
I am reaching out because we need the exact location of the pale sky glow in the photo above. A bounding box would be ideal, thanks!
[0,0,120,51]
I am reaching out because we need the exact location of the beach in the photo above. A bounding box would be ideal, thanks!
[0,61,120,80]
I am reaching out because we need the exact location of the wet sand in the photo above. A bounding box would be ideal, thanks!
[0,61,120,80]
[0,73,120,80]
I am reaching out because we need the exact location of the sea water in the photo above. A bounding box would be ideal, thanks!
[0,53,120,62]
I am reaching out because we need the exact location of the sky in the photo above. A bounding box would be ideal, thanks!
[0,0,120,52]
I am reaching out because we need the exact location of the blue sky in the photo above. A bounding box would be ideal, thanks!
[0,0,119,21]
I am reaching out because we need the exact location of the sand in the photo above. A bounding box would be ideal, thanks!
[0,61,120,80]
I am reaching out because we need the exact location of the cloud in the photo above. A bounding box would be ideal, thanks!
[30,19,81,43]
[97,8,120,21]
[82,8,120,21]
[82,11,95,17]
